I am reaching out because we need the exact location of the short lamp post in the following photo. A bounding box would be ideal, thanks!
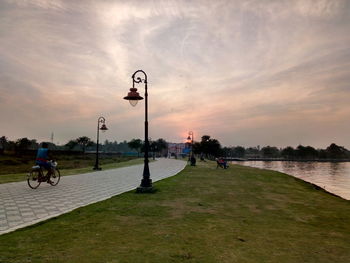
[187,131,194,159]
[123,70,153,192]
[93,116,108,170]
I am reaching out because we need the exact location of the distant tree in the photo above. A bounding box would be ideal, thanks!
[261,146,280,158]
[305,146,318,159]
[29,139,39,150]
[232,146,245,157]
[222,147,232,157]
[118,140,132,152]
[128,139,143,157]
[0,136,8,154]
[101,140,135,153]
[245,147,260,157]
[148,138,167,157]
[281,146,295,159]
[150,140,157,159]
[296,145,318,159]
[155,138,168,152]
[326,143,348,159]
[6,140,16,152]
[318,149,327,159]
[201,135,211,142]
[103,140,112,152]
[210,140,222,157]
[76,136,93,153]
[199,135,211,156]
[192,142,202,155]
[15,137,32,155]
[65,140,78,150]
[295,145,306,158]
[198,135,222,158]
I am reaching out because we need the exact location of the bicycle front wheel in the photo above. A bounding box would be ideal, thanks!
[27,170,41,189]
[50,168,61,186]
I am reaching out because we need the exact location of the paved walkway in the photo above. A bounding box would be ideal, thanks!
[0,159,186,235]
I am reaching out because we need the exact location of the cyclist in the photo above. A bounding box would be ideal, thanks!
[35,142,54,183]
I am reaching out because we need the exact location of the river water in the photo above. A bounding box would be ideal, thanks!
[231,161,350,200]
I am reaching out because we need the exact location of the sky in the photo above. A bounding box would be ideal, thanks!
[0,0,350,148]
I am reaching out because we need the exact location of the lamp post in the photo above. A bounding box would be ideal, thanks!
[187,131,194,159]
[123,70,153,192]
[93,116,108,170]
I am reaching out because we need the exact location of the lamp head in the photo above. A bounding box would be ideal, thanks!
[124,87,144,107]
[100,124,108,132]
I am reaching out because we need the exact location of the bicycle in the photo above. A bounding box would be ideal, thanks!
[27,161,61,189]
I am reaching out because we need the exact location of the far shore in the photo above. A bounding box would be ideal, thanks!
[225,157,350,162]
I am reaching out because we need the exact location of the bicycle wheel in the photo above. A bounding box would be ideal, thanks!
[27,170,41,189]
[50,168,61,186]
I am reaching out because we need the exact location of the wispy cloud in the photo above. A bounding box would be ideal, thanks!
[0,0,349,147]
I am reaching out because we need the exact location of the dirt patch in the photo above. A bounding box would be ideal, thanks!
[161,198,217,219]
[247,204,262,214]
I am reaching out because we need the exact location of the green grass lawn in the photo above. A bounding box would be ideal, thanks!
[0,157,144,184]
[0,161,349,262]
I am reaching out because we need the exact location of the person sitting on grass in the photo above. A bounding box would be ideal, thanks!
[217,158,228,169]
[35,142,54,183]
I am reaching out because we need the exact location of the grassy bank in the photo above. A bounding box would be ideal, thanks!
[0,157,143,184]
[0,153,138,174]
[0,161,349,262]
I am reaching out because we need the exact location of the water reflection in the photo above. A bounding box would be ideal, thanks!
[232,161,350,200]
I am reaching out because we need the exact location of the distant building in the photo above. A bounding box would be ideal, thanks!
[167,143,189,158]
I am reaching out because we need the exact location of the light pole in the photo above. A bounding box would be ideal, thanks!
[93,116,108,170]
[187,131,194,158]
[123,70,153,192]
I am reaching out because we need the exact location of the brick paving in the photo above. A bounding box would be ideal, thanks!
[0,158,186,235]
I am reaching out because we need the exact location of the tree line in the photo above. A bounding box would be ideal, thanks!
[222,143,350,160]
[1,135,349,160]
[0,136,168,156]
[189,135,350,160]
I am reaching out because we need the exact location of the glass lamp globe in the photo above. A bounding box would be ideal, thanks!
[129,100,138,107]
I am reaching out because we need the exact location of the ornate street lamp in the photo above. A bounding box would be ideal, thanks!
[187,131,194,158]
[93,116,108,170]
[124,70,153,192]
